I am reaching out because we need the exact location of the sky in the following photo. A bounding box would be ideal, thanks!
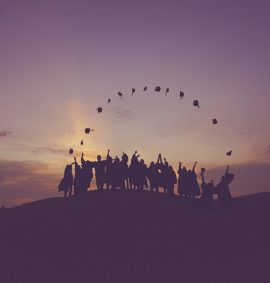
[0,0,270,206]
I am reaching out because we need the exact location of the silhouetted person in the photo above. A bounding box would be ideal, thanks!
[147,161,157,192]
[161,158,169,193]
[137,159,148,191]
[167,165,177,195]
[111,156,121,190]
[200,168,214,210]
[216,166,234,212]
[94,154,106,190]
[155,153,164,193]
[58,164,73,197]
[129,151,140,189]
[177,162,188,197]
[105,149,113,190]
[81,153,94,194]
[73,157,82,196]
[187,162,201,198]
[119,152,129,190]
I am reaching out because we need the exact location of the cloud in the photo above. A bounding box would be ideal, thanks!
[0,130,12,138]
[116,109,131,118]
[13,144,67,156]
[0,160,60,207]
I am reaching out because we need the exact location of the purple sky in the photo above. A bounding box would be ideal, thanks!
[0,0,270,206]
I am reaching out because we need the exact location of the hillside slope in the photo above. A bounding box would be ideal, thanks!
[0,190,270,283]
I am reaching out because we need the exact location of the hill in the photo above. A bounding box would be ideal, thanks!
[0,190,270,283]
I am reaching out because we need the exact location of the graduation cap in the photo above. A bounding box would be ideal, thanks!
[108,99,111,104]
[80,140,83,146]
[118,92,123,98]
[212,119,218,125]
[143,86,147,91]
[226,151,232,156]
[69,148,74,155]
[193,100,200,108]
[97,107,103,113]
[132,88,135,95]
[85,128,94,134]
[165,88,169,95]
[155,86,161,92]
[180,91,184,98]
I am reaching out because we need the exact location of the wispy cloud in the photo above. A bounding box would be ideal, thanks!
[0,160,60,207]
[13,143,67,156]
[116,109,131,118]
[0,130,12,138]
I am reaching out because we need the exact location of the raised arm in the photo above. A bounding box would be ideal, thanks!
[200,168,206,183]
[157,153,163,164]
[81,152,85,164]
[106,149,110,160]
[225,165,230,176]
[192,161,198,172]
[177,162,182,174]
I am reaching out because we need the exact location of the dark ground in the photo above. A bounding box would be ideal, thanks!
[0,190,270,283]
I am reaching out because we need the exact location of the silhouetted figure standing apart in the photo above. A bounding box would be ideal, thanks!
[216,166,234,212]
[58,164,73,197]
[200,168,214,210]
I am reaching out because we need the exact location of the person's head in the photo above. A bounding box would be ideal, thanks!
[122,153,128,163]
[140,159,144,164]
[169,165,173,171]
[97,155,101,161]
[150,161,154,166]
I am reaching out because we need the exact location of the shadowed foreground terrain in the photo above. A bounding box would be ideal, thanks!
[0,191,270,283]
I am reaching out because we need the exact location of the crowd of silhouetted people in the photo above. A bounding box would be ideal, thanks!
[58,150,234,211]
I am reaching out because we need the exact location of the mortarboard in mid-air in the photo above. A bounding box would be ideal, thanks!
[212,119,218,125]
[155,86,161,92]
[226,151,232,156]
[97,107,103,113]
[118,92,123,98]
[165,88,169,95]
[80,140,83,146]
[193,100,200,108]
[108,99,111,104]
[180,91,184,98]
[143,86,147,91]
[69,148,74,155]
[85,128,94,134]
[132,88,135,95]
